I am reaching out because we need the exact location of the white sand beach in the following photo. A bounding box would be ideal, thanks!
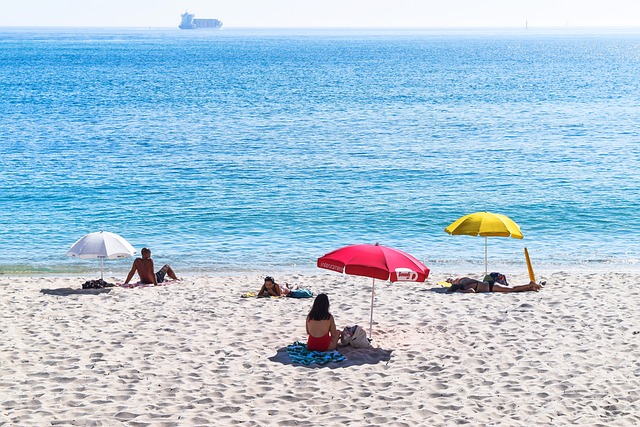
[1,270,639,426]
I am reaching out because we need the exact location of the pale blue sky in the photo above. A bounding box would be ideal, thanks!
[2,0,639,28]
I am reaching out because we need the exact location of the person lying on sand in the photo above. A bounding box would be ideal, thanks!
[446,277,542,293]
[257,276,298,297]
[258,276,282,297]
[124,247,179,286]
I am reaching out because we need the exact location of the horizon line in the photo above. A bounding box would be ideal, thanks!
[2,25,640,31]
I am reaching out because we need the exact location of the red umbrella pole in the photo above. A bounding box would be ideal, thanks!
[369,278,375,338]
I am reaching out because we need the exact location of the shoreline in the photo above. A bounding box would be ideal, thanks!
[3,261,640,279]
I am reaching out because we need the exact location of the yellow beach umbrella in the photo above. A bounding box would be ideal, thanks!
[444,211,523,274]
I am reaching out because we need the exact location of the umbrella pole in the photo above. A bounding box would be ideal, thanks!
[101,258,104,281]
[484,237,488,275]
[369,278,375,339]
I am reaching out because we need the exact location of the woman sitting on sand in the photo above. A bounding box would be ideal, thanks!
[306,293,341,351]
[446,277,542,293]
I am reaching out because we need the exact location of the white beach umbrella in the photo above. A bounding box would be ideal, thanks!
[66,231,136,279]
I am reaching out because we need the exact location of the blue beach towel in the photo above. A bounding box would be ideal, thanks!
[286,341,345,365]
[288,289,313,298]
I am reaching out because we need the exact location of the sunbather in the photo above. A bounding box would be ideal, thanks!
[124,247,179,286]
[446,277,542,293]
[257,276,282,297]
[255,276,302,298]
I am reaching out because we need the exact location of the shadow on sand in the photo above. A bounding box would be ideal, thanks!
[269,345,393,368]
[40,288,112,296]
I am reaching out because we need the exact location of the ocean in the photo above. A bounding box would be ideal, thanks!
[1,27,639,275]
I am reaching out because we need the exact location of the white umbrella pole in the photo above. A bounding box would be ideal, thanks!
[484,237,488,275]
[369,278,375,339]
[101,258,104,281]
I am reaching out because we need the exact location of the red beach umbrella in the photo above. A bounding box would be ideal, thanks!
[317,243,430,338]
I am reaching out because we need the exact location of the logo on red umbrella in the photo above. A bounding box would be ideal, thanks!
[395,268,418,282]
[318,261,343,273]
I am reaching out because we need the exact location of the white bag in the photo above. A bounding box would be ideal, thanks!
[340,325,371,348]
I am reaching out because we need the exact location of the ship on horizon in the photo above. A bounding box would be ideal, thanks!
[179,12,223,29]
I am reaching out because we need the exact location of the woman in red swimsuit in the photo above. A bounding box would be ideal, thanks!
[306,293,341,351]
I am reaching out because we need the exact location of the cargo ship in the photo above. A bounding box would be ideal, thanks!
[179,12,223,29]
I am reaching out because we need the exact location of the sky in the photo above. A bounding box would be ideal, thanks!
[1,0,640,28]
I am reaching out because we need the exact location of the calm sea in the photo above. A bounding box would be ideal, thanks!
[1,28,639,275]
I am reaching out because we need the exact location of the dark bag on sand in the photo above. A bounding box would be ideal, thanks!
[483,272,508,286]
[82,279,114,289]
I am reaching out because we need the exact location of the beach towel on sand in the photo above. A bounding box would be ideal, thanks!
[241,292,287,298]
[288,289,313,298]
[241,291,258,298]
[116,280,179,289]
[286,341,345,365]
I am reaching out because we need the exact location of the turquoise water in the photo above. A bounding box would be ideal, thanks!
[1,28,639,274]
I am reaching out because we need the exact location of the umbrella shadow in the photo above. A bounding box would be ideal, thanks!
[269,345,393,369]
[40,288,112,296]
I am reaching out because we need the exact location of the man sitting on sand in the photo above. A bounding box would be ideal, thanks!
[446,277,542,293]
[124,247,179,286]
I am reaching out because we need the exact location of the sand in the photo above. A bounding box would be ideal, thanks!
[1,270,639,426]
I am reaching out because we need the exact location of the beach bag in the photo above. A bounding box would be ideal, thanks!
[340,325,371,348]
[483,272,508,286]
[82,279,113,289]
[289,289,313,298]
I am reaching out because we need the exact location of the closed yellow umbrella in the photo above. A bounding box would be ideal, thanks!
[444,211,523,274]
